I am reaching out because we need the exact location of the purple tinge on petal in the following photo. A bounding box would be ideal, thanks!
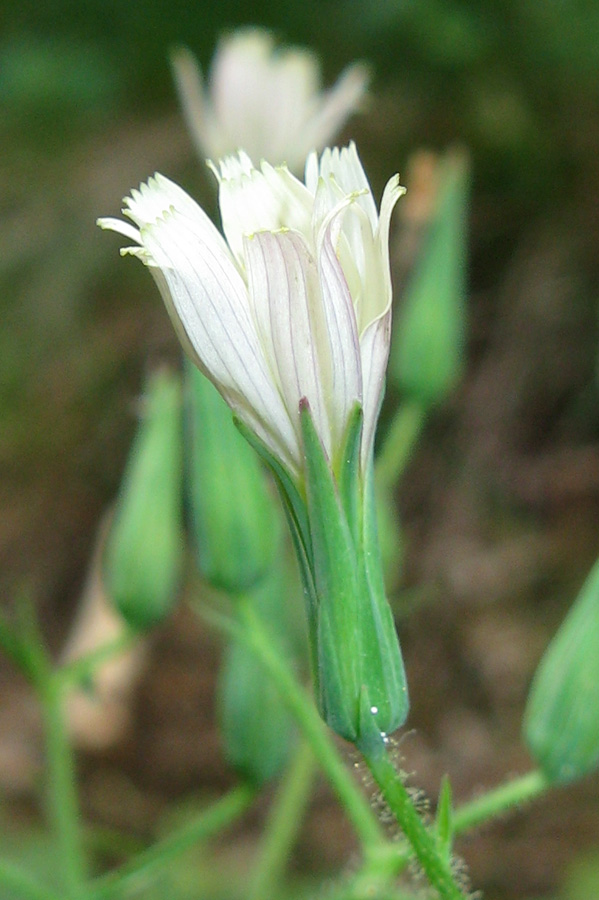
[316,205,363,451]
[244,229,333,457]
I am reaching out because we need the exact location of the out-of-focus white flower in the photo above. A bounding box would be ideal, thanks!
[171,29,369,174]
[98,142,404,483]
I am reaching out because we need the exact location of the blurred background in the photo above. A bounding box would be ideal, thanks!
[2,1,599,897]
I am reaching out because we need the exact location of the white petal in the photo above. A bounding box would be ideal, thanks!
[96,217,141,245]
[316,204,363,450]
[299,64,369,159]
[359,311,392,466]
[210,30,278,161]
[262,48,319,166]
[244,229,331,457]
[169,47,215,160]
[142,210,299,471]
[216,158,312,266]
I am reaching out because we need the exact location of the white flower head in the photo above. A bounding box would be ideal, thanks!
[171,29,369,174]
[98,142,405,483]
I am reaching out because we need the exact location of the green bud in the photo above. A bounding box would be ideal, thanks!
[391,150,468,408]
[186,362,279,593]
[523,557,599,783]
[104,368,183,630]
[218,566,295,785]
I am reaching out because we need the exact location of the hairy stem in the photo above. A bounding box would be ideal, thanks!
[453,769,550,835]
[358,728,467,900]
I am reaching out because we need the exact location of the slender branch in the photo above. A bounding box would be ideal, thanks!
[453,769,550,835]
[200,600,385,851]
[248,740,315,900]
[88,784,255,900]
[41,675,87,899]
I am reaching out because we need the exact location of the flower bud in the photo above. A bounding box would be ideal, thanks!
[218,566,295,784]
[523,557,599,783]
[104,369,183,630]
[186,362,279,593]
[391,150,468,408]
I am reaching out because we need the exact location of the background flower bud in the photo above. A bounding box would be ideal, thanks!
[218,566,296,785]
[523,556,599,783]
[391,149,469,409]
[104,368,183,630]
[186,362,280,593]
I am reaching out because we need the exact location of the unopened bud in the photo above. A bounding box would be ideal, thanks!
[524,557,599,783]
[186,362,279,593]
[391,150,468,408]
[104,368,183,630]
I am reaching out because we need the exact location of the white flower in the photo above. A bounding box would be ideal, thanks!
[98,142,404,481]
[171,29,369,173]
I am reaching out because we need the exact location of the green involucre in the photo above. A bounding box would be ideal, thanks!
[298,401,409,743]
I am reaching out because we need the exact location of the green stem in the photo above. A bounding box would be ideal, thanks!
[0,861,64,900]
[365,768,553,883]
[359,729,466,900]
[248,740,315,900]
[375,402,426,493]
[41,675,87,899]
[453,769,550,835]
[88,784,255,900]
[201,600,385,851]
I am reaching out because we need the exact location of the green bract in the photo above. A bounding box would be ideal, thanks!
[523,557,599,783]
[239,402,409,745]
[104,369,183,630]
